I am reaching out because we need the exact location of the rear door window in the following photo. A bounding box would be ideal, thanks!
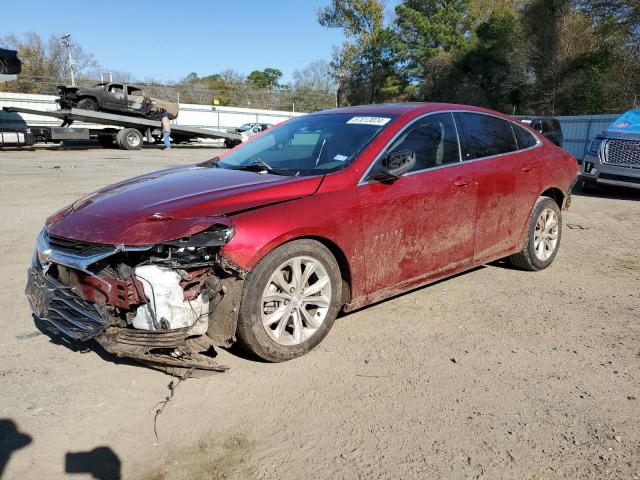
[457,112,518,160]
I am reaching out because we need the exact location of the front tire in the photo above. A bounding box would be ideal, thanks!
[509,196,562,271]
[236,239,343,362]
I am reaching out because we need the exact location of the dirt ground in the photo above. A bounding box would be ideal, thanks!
[0,146,638,480]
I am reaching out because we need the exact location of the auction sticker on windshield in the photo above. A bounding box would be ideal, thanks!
[346,116,391,126]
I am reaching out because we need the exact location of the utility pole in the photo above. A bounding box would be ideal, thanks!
[61,34,75,86]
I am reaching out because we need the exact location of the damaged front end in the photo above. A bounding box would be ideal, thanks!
[26,225,244,375]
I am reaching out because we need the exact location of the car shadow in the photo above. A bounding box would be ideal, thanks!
[572,181,640,200]
[219,266,491,363]
[33,315,230,375]
[32,315,91,353]
[487,258,522,271]
[65,447,121,480]
[222,343,269,363]
[30,263,520,369]
[339,265,488,318]
[0,419,32,478]
[32,315,160,372]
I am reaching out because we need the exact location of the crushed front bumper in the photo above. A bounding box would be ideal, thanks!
[26,266,108,341]
[26,258,228,375]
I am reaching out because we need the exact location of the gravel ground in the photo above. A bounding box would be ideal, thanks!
[0,146,638,480]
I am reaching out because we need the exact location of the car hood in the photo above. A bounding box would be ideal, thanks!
[597,130,640,141]
[46,164,323,245]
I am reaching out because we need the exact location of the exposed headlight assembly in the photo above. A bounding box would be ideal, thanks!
[164,225,235,248]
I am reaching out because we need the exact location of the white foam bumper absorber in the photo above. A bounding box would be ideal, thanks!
[132,265,208,335]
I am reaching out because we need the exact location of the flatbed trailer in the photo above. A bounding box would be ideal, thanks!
[1,106,240,149]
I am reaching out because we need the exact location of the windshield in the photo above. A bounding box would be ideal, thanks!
[218,113,397,176]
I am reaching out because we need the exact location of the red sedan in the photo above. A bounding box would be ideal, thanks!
[27,103,579,371]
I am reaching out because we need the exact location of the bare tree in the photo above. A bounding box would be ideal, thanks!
[0,32,99,93]
[292,60,336,92]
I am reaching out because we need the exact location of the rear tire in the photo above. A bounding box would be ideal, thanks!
[509,197,562,271]
[76,98,98,111]
[116,128,143,150]
[236,239,343,362]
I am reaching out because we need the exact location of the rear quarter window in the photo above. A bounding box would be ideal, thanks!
[457,112,518,159]
[513,124,539,149]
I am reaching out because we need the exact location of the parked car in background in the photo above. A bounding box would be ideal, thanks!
[581,109,640,190]
[224,122,272,148]
[521,117,563,147]
[26,103,578,372]
[57,82,179,120]
[0,48,22,75]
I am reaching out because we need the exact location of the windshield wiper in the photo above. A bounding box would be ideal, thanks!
[231,160,284,175]
[197,156,220,168]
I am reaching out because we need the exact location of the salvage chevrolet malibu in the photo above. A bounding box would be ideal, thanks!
[26,103,579,372]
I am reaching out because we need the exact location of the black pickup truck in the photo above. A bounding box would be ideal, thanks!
[57,82,179,120]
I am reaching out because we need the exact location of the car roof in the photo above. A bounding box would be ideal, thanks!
[312,102,516,119]
[527,116,560,124]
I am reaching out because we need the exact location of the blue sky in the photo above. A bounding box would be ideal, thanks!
[3,0,362,83]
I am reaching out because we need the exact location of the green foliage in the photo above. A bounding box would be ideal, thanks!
[318,0,405,105]
[247,68,283,89]
[453,9,529,112]
[319,0,640,114]
[247,70,269,89]
[395,0,472,82]
[318,0,385,38]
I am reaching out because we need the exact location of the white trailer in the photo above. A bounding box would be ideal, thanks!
[1,106,241,150]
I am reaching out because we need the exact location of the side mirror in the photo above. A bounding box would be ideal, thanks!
[377,150,416,179]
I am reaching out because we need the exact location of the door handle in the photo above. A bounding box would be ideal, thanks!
[454,177,472,187]
[521,164,536,173]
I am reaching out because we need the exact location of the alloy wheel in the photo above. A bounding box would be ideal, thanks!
[533,207,559,261]
[261,256,332,346]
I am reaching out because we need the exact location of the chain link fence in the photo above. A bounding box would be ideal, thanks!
[0,76,338,112]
